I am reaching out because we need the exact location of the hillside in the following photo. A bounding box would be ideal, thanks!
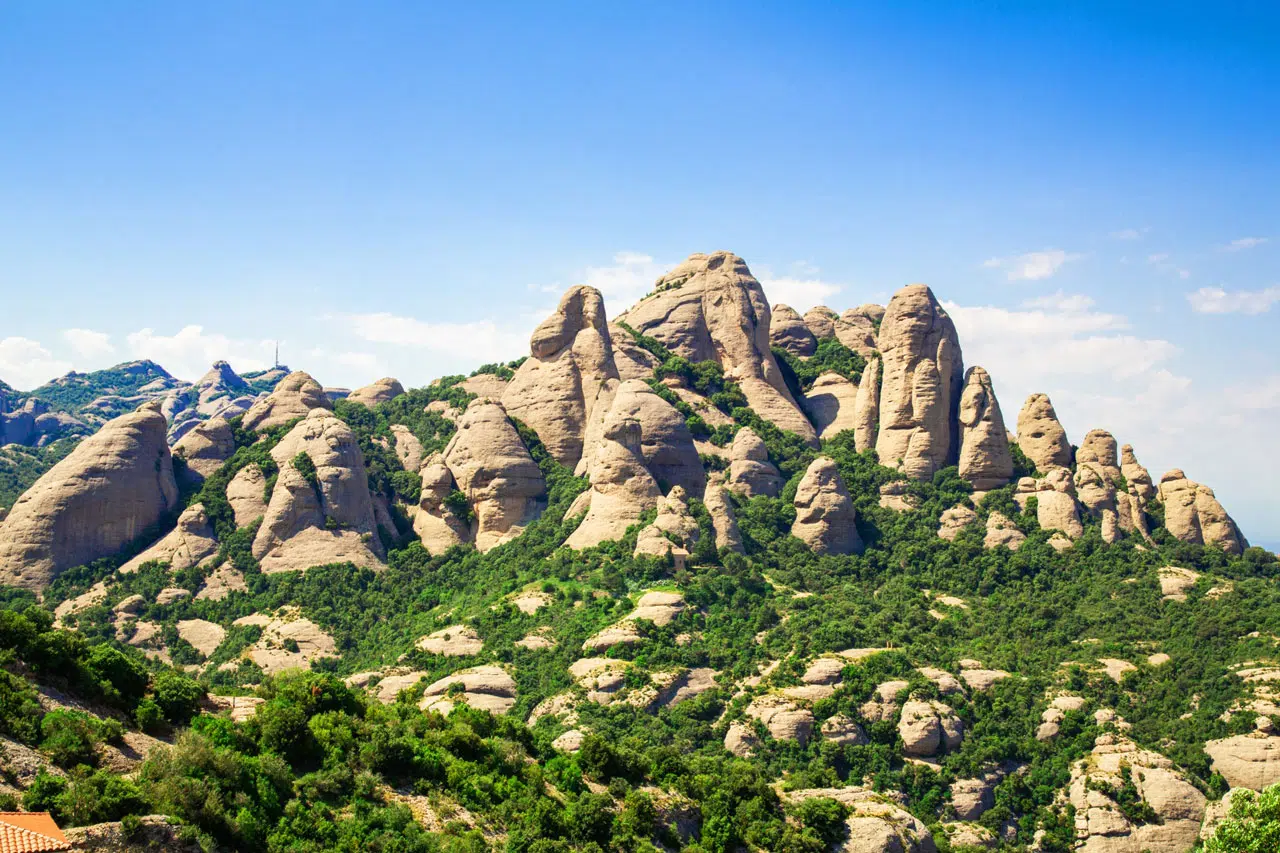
[0,251,1276,852]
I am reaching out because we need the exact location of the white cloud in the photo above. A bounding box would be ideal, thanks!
[125,325,273,382]
[579,251,673,315]
[61,328,115,360]
[757,276,843,312]
[1222,236,1269,252]
[982,249,1081,281]
[1186,285,1280,315]
[343,313,526,360]
[0,337,72,391]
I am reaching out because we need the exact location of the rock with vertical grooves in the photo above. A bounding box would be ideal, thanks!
[413,452,472,553]
[594,379,704,496]
[874,284,964,479]
[389,424,424,473]
[502,286,619,469]
[703,482,744,553]
[616,251,817,444]
[1015,393,1072,471]
[1077,429,1123,483]
[1015,472,1084,540]
[837,308,879,355]
[121,503,219,573]
[956,367,1013,491]
[226,464,269,527]
[346,377,405,408]
[853,357,881,452]
[443,400,547,552]
[0,403,179,590]
[792,457,863,554]
[172,417,236,480]
[803,306,840,340]
[1075,463,1122,543]
[726,427,783,498]
[241,371,331,432]
[803,373,860,440]
[1157,470,1246,554]
[769,305,817,357]
[565,412,661,550]
[1121,444,1155,503]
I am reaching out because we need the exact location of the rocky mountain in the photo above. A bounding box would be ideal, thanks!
[0,251,1274,852]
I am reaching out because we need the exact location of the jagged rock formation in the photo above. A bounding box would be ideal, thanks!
[616,251,816,444]
[565,412,661,550]
[792,457,863,555]
[702,482,744,553]
[172,416,236,480]
[803,373,859,440]
[251,410,383,572]
[226,464,269,527]
[0,403,178,590]
[443,400,546,552]
[346,377,404,408]
[769,304,817,357]
[726,427,783,498]
[1157,469,1246,554]
[582,379,704,496]
[875,284,963,479]
[413,453,472,553]
[634,486,699,559]
[121,503,218,573]
[1078,429,1122,483]
[241,371,331,432]
[1121,444,1155,502]
[1015,393,1071,471]
[853,357,881,452]
[956,367,1013,491]
[166,360,259,440]
[503,286,619,469]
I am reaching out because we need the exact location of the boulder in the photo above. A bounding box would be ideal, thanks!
[1067,734,1207,853]
[938,505,978,541]
[443,400,547,551]
[726,427,783,498]
[875,284,963,479]
[853,357,881,452]
[196,563,248,601]
[416,624,484,656]
[234,609,339,674]
[899,699,964,756]
[346,377,405,408]
[121,503,219,573]
[744,695,814,745]
[564,411,661,550]
[782,788,936,853]
[983,511,1026,551]
[861,680,910,722]
[1078,429,1123,483]
[0,403,178,590]
[251,410,383,572]
[702,482,744,553]
[419,665,517,716]
[822,714,868,746]
[956,367,1013,491]
[769,304,818,357]
[459,373,509,398]
[413,452,472,553]
[176,619,225,657]
[172,417,236,480]
[879,481,919,512]
[951,776,997,821]
[226,464,269,527]
[502,286,619,469]
[634,486,700,559]
[803,372,859,440]
[725,721,762,757]
[1205,717,1280,790]
[389,425,423,472]
[616,251,816,444]
[1157,470,1246,554]
[792,457,863,555]
[1015,393,1071,471]
[240,371,330,432]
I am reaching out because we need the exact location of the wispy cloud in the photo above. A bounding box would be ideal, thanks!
[61,328,115,360]
[1221,236,1269,252]
[126,325,274,381]
[758,276,843,311]
[578,251,673,315]
[982,249,1081,281]
[0,337,73,391]
[1186,285,1280,315]
[1146,252,1190,279]
[343,313,526,360]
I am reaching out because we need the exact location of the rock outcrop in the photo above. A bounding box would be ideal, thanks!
[837,306,880,355]
[899,699,965,756]
[121,503,219,573]
[938,505,978,541]
[634,486,699,559]
[413,453,472,553]
[582,379,704,496]
[726,427,783,498]
[1078,429,1122,483]
[853,357,881,452]
[956,367,1013,491]
[172,417,236,480]
[616,251,816,444]
[1015,470,1084,540]
[1121,444,1155,503]
[564,411,661,551]
[346,377,404,408]
[0,403,178,590]
[389,424,423,473]
[502,286,619,469]
[792,457,862,555]
[609,323,659,380]
[1205,717,1280,790]
[769,305,817,357]
[420,665,517,716]
[875,285,963,479]
[782,788,936,853]
[702,482,744,553]
[983,511,1026,551]
[443,400,546,552]
[803,306,839,340]
[1157,470,1246,554]
[226,464,269,527]
[241,371,331,432]
[251,410,383,572]
[1015,393,1071,471]
[803,373,859,440]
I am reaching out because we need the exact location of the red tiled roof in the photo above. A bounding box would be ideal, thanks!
[0,813,70,853]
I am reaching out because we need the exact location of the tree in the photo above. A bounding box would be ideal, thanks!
[1205,784,1280,853]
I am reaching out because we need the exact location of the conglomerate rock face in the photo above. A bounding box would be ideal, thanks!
[792,457,863,555]
[874,284,964,480]
[1015,393,1072,472]
[0,403,178,590]
[241,371,331,432]
[956,366,1013,491]
[1157,469,1247,554]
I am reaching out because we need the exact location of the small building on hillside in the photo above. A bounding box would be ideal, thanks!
[0,812,71,851]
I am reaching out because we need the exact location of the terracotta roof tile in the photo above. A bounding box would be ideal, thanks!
[0,813,71,852]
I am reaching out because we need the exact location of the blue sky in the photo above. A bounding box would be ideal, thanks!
[1,2,1277,545]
